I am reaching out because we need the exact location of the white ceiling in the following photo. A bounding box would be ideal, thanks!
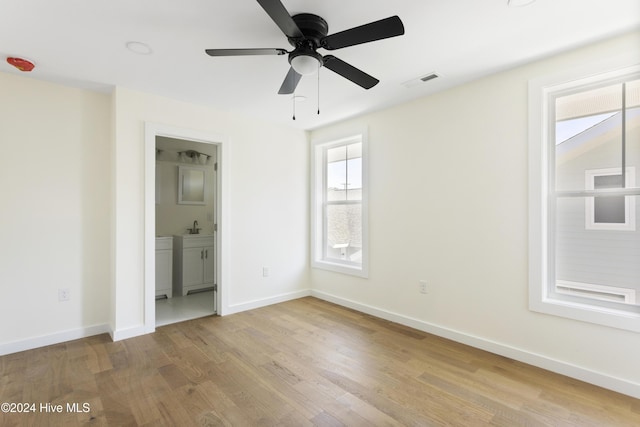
[1,0,639,130]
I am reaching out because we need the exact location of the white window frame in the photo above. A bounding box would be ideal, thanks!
[585,167,636,231]
[529,60,640,333]
[311,130,369,277]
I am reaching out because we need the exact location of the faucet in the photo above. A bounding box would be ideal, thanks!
[189,220,201,234]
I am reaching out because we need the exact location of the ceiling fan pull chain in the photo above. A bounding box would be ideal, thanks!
[317,60,320,115]
[292,86,296,120]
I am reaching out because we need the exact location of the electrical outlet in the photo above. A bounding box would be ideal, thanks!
[58,288,71,302]
[419,280,428,294]
[262,267,270,277]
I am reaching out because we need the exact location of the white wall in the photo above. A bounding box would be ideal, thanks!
[0,73,309,351]
[112,87,310,337]
[0,72,111,352]
[309,31,640,397]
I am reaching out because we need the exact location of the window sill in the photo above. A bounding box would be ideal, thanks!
[311,259,368,278]
[530,295,640,333]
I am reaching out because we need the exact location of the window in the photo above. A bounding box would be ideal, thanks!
[311,132,368,277]
[529,63,640,332]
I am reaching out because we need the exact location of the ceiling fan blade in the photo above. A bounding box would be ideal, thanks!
[256,0,303,38]
[205,48,288,56]
[321,16,404,50]
[278,67,302,94]
[323,55,378,89]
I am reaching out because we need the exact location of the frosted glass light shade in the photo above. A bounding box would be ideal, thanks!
[291,54,320,75]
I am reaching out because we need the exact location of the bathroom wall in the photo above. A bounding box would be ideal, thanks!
[155,143,217,236]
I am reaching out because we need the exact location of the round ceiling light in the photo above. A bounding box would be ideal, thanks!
[126,41,153,55]
[290,54,321,75]
[508,0,536,6]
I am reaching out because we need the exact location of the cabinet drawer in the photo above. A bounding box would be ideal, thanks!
[181,235,214,249]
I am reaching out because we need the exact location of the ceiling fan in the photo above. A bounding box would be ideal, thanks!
[205,0,405,95]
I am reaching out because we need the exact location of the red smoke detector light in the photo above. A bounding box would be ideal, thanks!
[7,57,35,72]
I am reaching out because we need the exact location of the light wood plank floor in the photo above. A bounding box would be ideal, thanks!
[1,297,639,426]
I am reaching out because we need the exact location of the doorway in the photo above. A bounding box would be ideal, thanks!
[144,123,228,331]
[154,136,217,326]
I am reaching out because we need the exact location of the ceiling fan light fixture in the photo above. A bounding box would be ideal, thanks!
[290,52,322,75]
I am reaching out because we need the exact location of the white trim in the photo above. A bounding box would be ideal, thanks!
[584,167,636,231]
[225,289,311,315]
[0,324,110,356]
[310,129,369,278]
[110,324,148,342]
[311,290,640,399]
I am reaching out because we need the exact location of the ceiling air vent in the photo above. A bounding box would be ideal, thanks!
[402,72,439,88]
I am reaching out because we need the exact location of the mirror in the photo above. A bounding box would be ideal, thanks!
[178,166,206,205]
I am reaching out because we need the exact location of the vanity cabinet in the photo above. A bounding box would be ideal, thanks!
[173,234,215,296]
[155,237,173,298]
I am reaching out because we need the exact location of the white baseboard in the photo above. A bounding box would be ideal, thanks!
[0,289,312,353]
[0,324,110,356]
[110,324,151,342]
[224,289,312,315]
[311,290,640,399]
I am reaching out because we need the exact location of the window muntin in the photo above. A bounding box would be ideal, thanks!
[311,133,368,277]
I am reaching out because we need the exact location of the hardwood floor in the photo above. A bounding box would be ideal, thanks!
[1,297,639,426]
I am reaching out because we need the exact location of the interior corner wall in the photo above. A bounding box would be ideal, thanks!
[0,72,111,353]
[308,31,640,396]
[112,87,310,337]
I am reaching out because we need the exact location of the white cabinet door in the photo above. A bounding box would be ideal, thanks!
[173,234,215,296]
[203,244,215,284]
[183,247,205,287]
[155,249,173,296]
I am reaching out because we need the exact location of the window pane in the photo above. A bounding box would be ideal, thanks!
[347,143,362,201]
[555,196,639,305]
[327,143,362,201]
[347,157,362,201]
[346,143,362,202]
[327,145,347,201]
[326,203,362,263]
[555,83,623,192]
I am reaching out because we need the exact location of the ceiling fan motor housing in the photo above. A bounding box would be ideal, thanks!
[288,14,329,48]
[287,14,328,74]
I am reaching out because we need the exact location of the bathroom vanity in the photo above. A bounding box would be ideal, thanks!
[173,234,215,296]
